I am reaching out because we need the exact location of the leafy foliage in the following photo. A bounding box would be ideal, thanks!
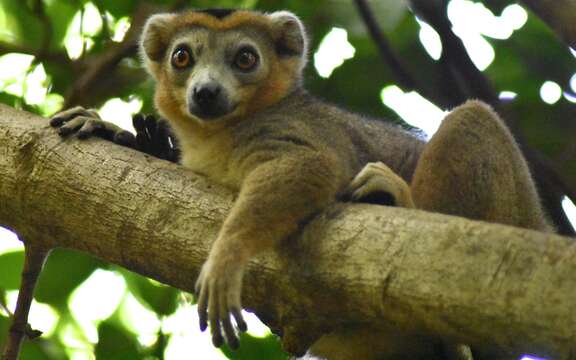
[0,0,575,359]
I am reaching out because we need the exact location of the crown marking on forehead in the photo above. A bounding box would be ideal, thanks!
[195,8,236,20]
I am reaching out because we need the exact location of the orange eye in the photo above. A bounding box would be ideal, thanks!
[234,48,258,71]
[171,47,192,69]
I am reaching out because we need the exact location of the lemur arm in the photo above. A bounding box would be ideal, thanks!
[195,152,343,348]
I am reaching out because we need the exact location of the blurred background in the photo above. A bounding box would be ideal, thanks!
[0,0,575,359]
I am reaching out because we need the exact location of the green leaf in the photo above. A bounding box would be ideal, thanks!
[0,313,8,350]
[0,0,44,48]
[120,270,179,316]
[93,0,138,18]
[0,250,24,290]
[0,92,23,108]
[44,0,81,50]
[220,333,289,360]
[95,321,141,360]
[35,249,102,308]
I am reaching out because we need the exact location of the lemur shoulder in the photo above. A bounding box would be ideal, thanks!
[51,7,550,359]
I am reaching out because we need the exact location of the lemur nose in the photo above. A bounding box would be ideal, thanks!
[194,84,221,106]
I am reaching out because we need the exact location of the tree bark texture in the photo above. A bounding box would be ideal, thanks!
[0,105,575,358]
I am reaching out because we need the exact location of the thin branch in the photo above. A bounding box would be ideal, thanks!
[0,298,11,316]
[0,42,68,64]
[31,0,53,57]
[519,0,576,48]
[408,0,499,106]
[353,0,419,91]
[62,3,161,108]
[2,245,49,360]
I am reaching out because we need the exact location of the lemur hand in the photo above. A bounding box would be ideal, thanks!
[343,162,414,208]
[195,249,248,350]
[132,113,180,163]
[50,106,136,146]
[50,107,180,163]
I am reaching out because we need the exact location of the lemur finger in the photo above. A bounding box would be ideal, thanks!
[231,307,247,332]
[167,133,181,163]
[345,176,370,197]
[57,117,90,136]
[133,114,151,153]
[50,106,97,127]
[209,289,223,347]
[113,131,137,148]
[196,280,208,331]
[352,177,394,200]
[226,284,246,332]
[144,114,158,140]
[222,317,239,349]
[87,109,101,119]
[154,119,170,155]
[132,114,146,134]
[220,301,239,349]
[76,119,105,139]
[220,284,240,347]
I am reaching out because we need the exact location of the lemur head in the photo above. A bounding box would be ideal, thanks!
[140,9,308,127]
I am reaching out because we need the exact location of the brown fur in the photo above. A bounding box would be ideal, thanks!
[139,8,551,359]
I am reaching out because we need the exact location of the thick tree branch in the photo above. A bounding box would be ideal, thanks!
[519,0,576,48]
[0,105,575,358]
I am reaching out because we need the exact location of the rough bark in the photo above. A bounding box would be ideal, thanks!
[519,0,576,48]
[0,104,575,358]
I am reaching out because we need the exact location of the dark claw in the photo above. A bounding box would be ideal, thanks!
[231,308,247,332]
[50,117,64,127]
[132,114,146,132]
[212,332,224,348]
[58,127,74,136]
[198,307,207,331]
[238,321,247,333]
[197,288,208,332]
[222,317,239,349]
[77,130,91,139]
[144,114,157,136]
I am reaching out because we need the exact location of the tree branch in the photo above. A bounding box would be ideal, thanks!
[63,3,159,109]
[3,245,49,360]
[0,104,575,358]
[519,0,576,48]
[353,0,419,91]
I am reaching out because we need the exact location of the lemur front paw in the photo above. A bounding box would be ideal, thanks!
[344,162,414,208]
[132,113,180,163]
[50,106,136,146]
[195,254,248,349]
[50,108,180,163]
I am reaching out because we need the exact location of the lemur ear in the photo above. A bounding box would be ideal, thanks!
[268,11,308,58]
[140,13,177,62]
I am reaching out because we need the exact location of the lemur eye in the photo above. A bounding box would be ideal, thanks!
[171,47,193,69]
[234,48,259,72]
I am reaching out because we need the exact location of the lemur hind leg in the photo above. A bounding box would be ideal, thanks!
[411,100,550,232]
